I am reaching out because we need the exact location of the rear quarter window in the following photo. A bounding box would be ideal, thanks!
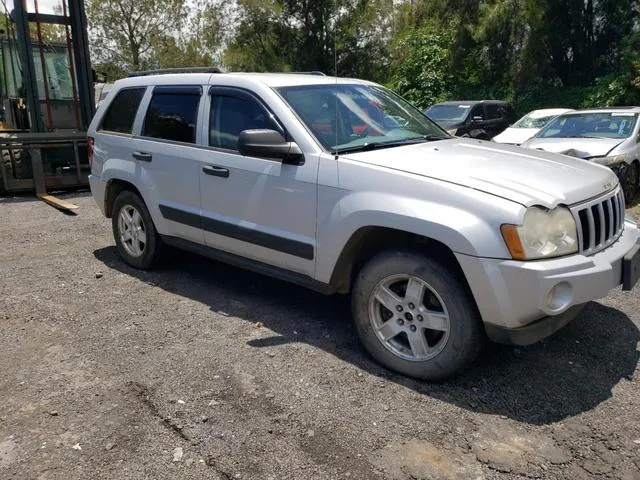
[100,87,146,134]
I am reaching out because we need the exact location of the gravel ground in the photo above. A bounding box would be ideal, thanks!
[1,192,639,480]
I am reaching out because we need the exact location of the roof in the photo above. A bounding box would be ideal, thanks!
[565,106,640,114]
[114,71,372,89]
[431,100,510,106]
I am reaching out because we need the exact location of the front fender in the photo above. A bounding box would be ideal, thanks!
[314,191,516,284]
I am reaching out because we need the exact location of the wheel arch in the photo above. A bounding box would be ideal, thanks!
[328,226,469,295]
[104,178,143,218]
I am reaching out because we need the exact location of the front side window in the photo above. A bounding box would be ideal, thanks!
[469,105,485,121]
[143,92,200,143]
[537,112,638,139]
[100,88,145,134]
[209,95,279,150]
[278,84,447,153]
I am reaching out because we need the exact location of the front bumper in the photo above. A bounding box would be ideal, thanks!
[456,221,640,343]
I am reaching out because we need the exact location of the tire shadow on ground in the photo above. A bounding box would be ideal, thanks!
[94,245,640,426]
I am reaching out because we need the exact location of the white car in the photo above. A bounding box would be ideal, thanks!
[523,108,640,203]
[88,70,640,380]
[493,108,573,145]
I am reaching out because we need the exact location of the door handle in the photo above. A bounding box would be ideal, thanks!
[202,165,230,178]
[132,151,152,162]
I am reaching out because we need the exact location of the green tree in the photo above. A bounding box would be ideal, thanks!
[223,0,295,72]
[224,0,395,80]
[389,22,455,109]
[86,0,187,72]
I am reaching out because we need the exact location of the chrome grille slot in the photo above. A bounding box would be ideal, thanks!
[571,188,625,255]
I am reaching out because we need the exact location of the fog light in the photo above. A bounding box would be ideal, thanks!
[546,282,573,312]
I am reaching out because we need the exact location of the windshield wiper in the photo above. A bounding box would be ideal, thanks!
[562,135,609,139]
[333,135,447,154]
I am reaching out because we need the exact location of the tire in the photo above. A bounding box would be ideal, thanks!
[619,162,639,204]
[2,148,32,180]
[351,250,485,381]
[111,190,162,269]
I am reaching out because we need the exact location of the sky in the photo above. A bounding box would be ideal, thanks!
[4,0,61,14]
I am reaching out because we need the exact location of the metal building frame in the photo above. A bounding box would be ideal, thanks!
[1,0,93,209]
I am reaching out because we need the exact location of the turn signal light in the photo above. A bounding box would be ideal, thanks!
[500,224,526,260]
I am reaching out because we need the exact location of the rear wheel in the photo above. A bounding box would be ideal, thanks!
[351,251,484,381]
[112,191,162,269]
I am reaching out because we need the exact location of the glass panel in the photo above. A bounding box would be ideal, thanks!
[209,95,277,150]
[101,88,145,134]
[538,112,638,139]
[278,84,446,152]
[143,93,200,143]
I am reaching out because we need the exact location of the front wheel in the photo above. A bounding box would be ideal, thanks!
[112,190,162,269]
[351,251,485,381]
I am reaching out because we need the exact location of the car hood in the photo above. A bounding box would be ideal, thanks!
[523,137,624,158]
[492,128,540,145]
[342,138,618,208]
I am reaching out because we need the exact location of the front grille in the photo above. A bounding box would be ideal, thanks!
[571,188,625,255]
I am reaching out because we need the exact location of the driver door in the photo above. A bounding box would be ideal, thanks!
[198,87,319,276]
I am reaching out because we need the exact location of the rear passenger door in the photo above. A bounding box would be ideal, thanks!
[198,87,318,277]
[132,85,205,245]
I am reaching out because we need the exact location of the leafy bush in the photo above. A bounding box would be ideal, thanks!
[388,23,456,110]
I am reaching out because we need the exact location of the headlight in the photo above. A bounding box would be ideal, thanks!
[446,128,457,136]
[591,154,626,166]
[501,206,578,260]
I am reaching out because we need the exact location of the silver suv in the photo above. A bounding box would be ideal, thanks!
[88,70,640,380]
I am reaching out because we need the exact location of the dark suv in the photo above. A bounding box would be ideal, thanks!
[426,100,517,140]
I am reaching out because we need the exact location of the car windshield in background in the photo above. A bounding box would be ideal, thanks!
[425,104,471,122]
[537,112,638,139]
[277,84,448,153]
[512,114,556,129]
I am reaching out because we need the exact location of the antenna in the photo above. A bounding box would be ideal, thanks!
[333,23,339,158]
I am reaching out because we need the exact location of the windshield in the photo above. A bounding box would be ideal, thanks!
[537,112,638,139]
[277,84,448,152]
[425,104,471,122]
[512,113,557,129]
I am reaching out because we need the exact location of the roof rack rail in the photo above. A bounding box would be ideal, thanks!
[285,71,326,76]
[127,67,225,78]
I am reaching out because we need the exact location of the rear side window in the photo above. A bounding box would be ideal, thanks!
[100,88,145,134]
[486,105,501,120]
[143,90,201,144]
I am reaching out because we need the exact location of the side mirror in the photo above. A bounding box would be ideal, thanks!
[471,116,483,123]
[237,129,304,165]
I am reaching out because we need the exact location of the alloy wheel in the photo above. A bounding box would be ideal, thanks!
[117,204,147,258]
[368,274,451,362]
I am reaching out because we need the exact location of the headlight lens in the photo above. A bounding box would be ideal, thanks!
[591,154,626,166]
[501,206,578,260]
[446,128,457,136]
